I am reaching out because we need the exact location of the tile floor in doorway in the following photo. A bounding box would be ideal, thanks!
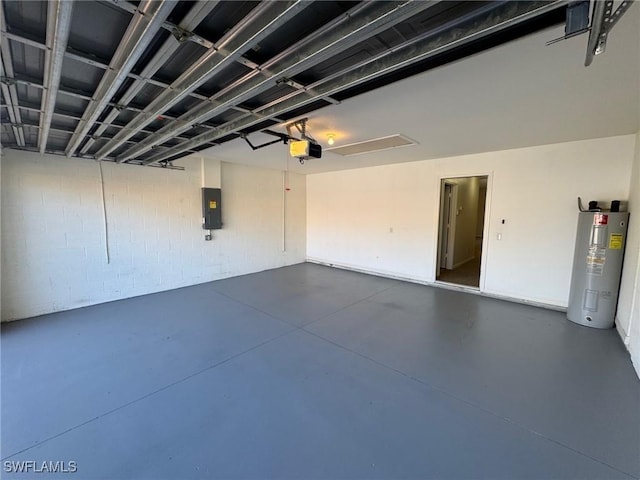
[2,263,639,479]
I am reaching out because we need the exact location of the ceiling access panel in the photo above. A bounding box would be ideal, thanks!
[58,56,105,96]
[191,1,260,43]
[151,41,208,86]
[8,41,44,81]
[2,1,47,38]
[332,4,567,103]
[66,1,131,62]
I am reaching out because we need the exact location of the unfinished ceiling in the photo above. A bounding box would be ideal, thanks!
[0,0,576,167]
[204,2,639,174]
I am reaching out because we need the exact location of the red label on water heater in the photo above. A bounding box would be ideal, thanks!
[594,214,608,225]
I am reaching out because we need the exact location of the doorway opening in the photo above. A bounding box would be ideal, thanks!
[436,175,488,288]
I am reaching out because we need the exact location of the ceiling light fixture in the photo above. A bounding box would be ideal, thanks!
[327,134,335,146]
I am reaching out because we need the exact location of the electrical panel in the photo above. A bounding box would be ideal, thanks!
[202,188,222,230]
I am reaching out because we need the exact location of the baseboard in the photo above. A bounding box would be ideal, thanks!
[306,257,431,285]
[616,320,630,345]
[452,256,475,269]
[306,258,566,312]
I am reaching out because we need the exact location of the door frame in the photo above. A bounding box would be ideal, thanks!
[437,181,458,274]
[433,172,493,292]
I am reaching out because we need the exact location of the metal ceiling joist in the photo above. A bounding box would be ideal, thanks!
[6,101,200,145]
[117,1,437,163]
[109,0,216,51]
[109,0,263,71]
[585,0,634,66]
[0,2,25,146]
[143,1,567,165]
[79,0,219,155]
[2,27,288,137]
[64,0,175,157]
[0,72,250,147]
[1,30,217,107]
[6,144,185,170]
[38,0,73,153]
[8,119,204,156]
[0,62,23,146]
[95,1,311,161]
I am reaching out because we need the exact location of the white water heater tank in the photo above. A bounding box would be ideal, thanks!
[567,211,629,329]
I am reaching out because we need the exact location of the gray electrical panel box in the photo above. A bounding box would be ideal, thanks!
[567,211,629,329]
[202,188,222,230]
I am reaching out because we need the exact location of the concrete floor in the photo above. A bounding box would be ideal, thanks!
[2,263,639,479]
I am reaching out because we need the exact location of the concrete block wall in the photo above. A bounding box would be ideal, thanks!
[0,150,306,321]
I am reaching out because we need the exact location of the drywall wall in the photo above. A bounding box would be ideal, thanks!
[476,185,487,238]
[0,150,306,321]
[307,135,635,308]
[448,176,480,267]
[617,130,640,376]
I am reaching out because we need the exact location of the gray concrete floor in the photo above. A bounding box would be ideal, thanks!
[2,262,639,479]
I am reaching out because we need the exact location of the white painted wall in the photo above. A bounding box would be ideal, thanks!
[476,184,487,238]
[307,135,635,308]
[0,150,306,321]
[617,130,640,376]
[448,176,480,267]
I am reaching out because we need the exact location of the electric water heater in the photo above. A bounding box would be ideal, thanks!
[567,211,629,329]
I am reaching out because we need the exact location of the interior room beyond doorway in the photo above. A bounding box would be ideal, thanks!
[437,176,488,288]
